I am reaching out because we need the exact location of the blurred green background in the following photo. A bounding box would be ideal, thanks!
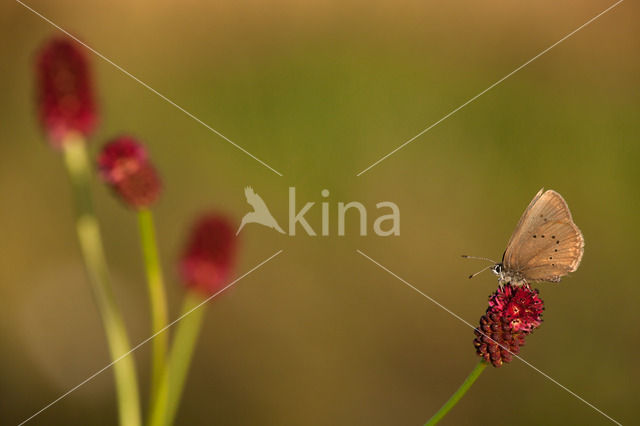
[1,0,638,424]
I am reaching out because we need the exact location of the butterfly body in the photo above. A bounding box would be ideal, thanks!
[487,188,584,286]
[490,262,525,286]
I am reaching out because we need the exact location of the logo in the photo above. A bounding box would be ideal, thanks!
[237,187,286,235]
[237,187,400,236]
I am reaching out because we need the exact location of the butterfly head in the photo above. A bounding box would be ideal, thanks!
[491,263,527,286]
[491,263,504,279]
[491,263,502,276]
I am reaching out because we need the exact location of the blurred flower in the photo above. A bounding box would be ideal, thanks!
[473,312,526,367]
[98,136,148,183]
[473,284,544,367]
[36,37,97,146]
[98,136,161,208]
[180,214,237,296]
[488,283,544,333]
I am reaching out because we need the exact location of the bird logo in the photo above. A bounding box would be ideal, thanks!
[236,186,285,235]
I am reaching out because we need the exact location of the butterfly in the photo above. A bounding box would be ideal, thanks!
[465,188,584,285]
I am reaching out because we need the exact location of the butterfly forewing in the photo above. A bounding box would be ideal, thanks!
[503,189,584,282]
[504,188,544,253]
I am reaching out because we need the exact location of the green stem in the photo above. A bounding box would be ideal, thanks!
[62,136,142,426]
[137,209,169,417]
[149,291,207,426]
[425,360,487,426]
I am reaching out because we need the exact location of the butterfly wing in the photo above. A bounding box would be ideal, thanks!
[504,188,544,251]
[503,189,584,283]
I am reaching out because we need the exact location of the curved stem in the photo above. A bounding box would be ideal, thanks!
[137,208,169,417]
[63,136,142,426]
[425,360,487,426]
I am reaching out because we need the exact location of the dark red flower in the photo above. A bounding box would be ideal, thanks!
[98,136,161,208]
[98,136,148,183]
[474,312,526,367]
[111,162,162,208]
[180,214,237,296]
[36,37,97,146]
[487,284,544,333]
[473,283,545,367]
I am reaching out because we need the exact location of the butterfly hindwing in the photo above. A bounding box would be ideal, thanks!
[519,220,584,282]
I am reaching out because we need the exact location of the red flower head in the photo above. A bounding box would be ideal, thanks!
[473,283,545,367]
[474,312,527,367]
[488,284,544,333]
[98,136,161,209]
[98,136,148,183]
[180,214,237,296]
[36,37,97,147]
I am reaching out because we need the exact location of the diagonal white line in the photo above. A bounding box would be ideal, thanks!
[18,249,284,426]
[356,0,624,176]
[356,249,622,425]
[15,0,283,177]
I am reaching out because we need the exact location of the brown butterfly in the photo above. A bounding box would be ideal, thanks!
[465,188,584,285]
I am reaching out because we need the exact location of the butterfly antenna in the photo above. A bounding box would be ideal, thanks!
[461,255,496,263]
[467,264,495,280]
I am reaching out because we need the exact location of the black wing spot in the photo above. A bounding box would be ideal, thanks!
[556,240,560,244]
[533,235,537,238]
[554,249,558,252]
[541,235,545,238]
[552,263,555,267]
[551,235,555,239]
[549,256,553,260]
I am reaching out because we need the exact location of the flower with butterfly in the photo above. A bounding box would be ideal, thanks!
[426,188,584,425]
